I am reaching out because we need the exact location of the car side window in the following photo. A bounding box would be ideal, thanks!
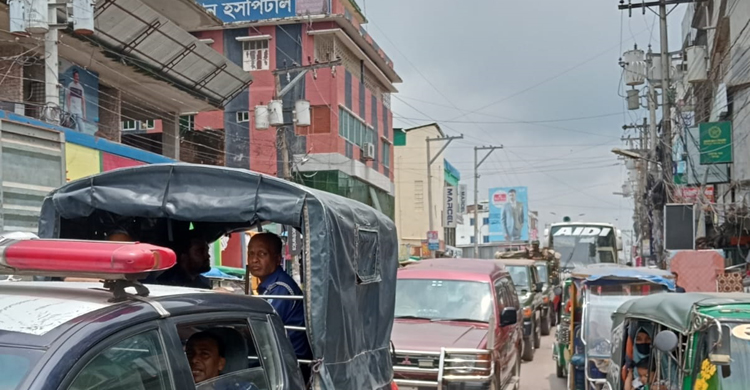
[67,329,172,390]
[503,279,519,308]
[176,320,272,390]
[494,279,507,308]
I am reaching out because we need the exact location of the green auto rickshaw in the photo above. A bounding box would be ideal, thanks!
[607,293,750,390]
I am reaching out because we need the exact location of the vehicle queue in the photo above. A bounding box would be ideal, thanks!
[0,163,749,390]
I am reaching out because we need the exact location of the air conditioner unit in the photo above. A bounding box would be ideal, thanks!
[362,142,375,160]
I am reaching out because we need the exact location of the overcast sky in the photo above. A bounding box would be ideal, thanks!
[361,0,687,242]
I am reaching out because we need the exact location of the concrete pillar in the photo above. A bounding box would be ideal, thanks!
[97,85,121,142]
[162,114,180,160]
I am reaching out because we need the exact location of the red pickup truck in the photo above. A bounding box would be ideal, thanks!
[391,259,523,390]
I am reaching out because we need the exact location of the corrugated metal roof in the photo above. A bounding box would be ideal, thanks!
[88,0,251,109]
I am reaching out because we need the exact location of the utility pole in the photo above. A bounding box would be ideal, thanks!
[272,58,342,181]
[473,145,502,256]
[426,134,464,231]
[619,0,689,268]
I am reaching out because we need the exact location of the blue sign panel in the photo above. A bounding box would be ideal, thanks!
[488,187,529,243]
[200,0,296,23]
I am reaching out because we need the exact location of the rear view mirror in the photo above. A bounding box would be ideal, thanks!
[553,286,563,296]
[535,282,544,293]
[708,325,732,366]
[500,307,518,326]
[653,330,679,353]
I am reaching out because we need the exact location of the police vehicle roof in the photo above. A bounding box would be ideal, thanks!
[0,281,274,348]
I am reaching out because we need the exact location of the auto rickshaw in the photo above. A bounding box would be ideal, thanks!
[37,163,399,390]
[552,265,676,390]
[607,292,750,390]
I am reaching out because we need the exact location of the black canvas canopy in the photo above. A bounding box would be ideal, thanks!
[38,163,398,390]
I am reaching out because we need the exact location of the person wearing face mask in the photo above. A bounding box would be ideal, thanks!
[633,327,653,363]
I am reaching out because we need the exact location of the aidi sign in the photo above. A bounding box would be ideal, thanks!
[553,227,612,237]
[444,186,457,228]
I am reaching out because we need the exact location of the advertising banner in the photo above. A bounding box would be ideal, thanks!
[200,0,297,23]
[59,59,99,136]
[427,231,439,250]
[674,185,715,203]
[443,186,458,228]
[675,127,729,184]
[488,187,529,242]
[457,184,467,224]
[700,122,733,164]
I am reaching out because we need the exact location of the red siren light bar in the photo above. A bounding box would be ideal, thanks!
[0,236,176,279]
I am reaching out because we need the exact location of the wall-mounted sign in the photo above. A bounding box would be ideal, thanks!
[700,121,733,164]
[200,0,296,23]
[443,186,457,228]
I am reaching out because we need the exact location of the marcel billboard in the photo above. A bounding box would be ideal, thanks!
[488,187,529,243]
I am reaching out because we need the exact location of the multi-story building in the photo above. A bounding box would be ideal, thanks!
[393,123,446,259]
[129,0,402,219]
[675,1,750,262]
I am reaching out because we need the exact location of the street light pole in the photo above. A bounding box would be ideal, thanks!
[473,145,502,257]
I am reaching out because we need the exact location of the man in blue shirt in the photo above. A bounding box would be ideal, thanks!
[247,232,312,379]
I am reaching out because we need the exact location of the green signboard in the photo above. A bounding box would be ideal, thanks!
[699,122,732,164]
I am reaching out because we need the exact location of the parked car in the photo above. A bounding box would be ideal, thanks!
[391,259,522,390]
[494,259,544,362]
[534,260,558,332]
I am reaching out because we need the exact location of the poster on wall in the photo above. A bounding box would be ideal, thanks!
[488,187,529,243]
[59,59,99,136]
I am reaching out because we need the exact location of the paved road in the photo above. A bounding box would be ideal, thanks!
[520,333,566,390]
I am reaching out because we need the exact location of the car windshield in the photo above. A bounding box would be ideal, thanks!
[716,322,750,390]
[583,294,632,358]
[507,266,530,291]
[550,226,617,270]
[395,279,493,323]
[0,346,42,389]
[535,264,548,285]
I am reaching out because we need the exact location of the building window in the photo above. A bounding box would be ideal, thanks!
[236,111,250,123]
[483,217,490,225]
[483,236,490,243]
[242,40,270,71]
[122,120,136,131]
[470,236,475,244]
[142,120,155,129]
[381,140,390,168]
[414,180,424,211]
[179,115,195,133]
[470,218,475,226]
[338,107,368,147]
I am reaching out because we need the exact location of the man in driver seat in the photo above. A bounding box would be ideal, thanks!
[186,331,259,390]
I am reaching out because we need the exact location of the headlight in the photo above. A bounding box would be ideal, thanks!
[523,306,533,318]
[444,353,491,375]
